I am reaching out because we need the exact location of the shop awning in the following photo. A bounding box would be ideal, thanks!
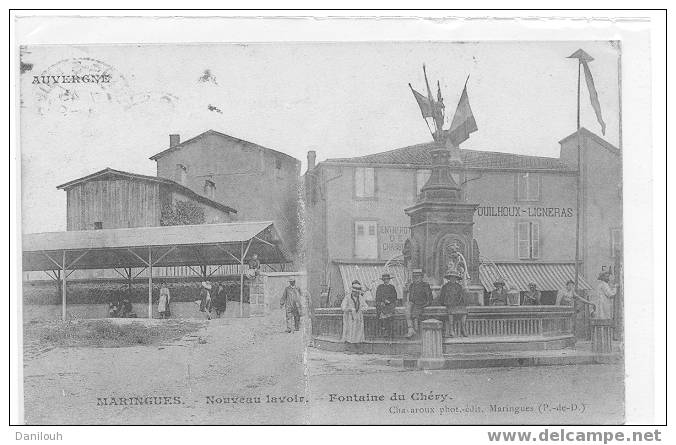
[479,262,592,292]
[336,262,409,300]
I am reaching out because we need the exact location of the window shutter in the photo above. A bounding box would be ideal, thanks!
[530,222,540,259]
[529,175,540,201]
[364,168,375,197]
[517,174,528,200]
[517,222,530,259]
[355,168,365,197]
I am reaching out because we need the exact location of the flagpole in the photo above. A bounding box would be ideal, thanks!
[574,59,581,293]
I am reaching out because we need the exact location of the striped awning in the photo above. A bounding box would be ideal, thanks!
[337,263,409,301]
[479,262,592,292]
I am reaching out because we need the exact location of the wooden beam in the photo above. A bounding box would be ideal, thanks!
[41,251,63,270]
[252,235,275,248]
[126,248,150,267]
[150,246,177,267]
[132,267,148,279]
[112,268,128,280]
[215,243,242,264]
[66,249,90,269]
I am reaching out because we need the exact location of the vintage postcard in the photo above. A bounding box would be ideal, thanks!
[12,14,658,427]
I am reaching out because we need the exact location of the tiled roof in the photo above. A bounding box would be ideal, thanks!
[56,168,237,214]
[149,129,299,163]
[324,142,574,172]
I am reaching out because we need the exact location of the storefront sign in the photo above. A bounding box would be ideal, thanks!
[476,206,574,218]
[380,225,411,256]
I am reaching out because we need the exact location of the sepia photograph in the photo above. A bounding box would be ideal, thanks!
[10,13,662,429]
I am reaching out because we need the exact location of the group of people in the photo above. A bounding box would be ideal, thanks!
[489,278,599,312]
[337,266,619,344]
[340,267,471,343]
[197,281,229,319]
[154,281,231,320]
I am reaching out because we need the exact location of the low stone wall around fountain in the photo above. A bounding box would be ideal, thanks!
[312,305,576,355]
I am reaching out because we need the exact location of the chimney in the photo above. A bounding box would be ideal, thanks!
[169,134,180,147]
[307,150,317,170]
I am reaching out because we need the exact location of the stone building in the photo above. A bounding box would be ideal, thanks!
[303,127,622,307]
[150,130,301,259]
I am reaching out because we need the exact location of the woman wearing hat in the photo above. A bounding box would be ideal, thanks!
[523,282,541,305]
[375,273,398,339]
[489,279,509,306]
[199,281,213,320]
[593,270,617,319]
[341,280,367,344]
[440,269,469,337]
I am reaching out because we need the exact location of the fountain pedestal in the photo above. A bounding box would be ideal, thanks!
[405,143,480,288]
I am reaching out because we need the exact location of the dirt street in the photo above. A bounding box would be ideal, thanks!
[23,312,623,424]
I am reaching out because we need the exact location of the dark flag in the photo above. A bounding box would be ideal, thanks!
[409,84,434,118]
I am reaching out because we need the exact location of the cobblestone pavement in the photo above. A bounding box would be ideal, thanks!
[22,312,623,424]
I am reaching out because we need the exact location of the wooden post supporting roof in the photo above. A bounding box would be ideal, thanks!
[148,247,153,319]
[61,251,67,321]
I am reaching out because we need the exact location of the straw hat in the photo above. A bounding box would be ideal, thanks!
[493,278,505,287]
[381,273,392,280]
[412,268,424,275]
[351,280,362,291]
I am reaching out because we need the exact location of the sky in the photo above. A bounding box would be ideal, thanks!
[19,41,620,233]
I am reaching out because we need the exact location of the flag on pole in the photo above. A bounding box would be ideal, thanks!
[568,49,606,135]
[446,82,478,145]
[409,84,434,118]
[581,61,606,135]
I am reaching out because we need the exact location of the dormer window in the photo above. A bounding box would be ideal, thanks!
[204,179,216,199]
[175,164,187,185]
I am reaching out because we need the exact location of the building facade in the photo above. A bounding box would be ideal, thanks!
[150,130,301,259]
[57,168,236,230]
[304,128,622,306]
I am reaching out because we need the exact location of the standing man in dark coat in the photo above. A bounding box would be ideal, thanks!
[280,277,301,333]
[375,273,397,339]
[440,270,469,337]
[405,269,432,338]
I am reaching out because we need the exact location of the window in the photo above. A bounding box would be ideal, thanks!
[517,172,540,201]
[175,164,187,185]
[354,220,378,259]
[355,167,375,198]
[415,169,432,196]
[610,228,622,257]
[517,221,540,259]
[93,221,103,230]
[204,180,216,200]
